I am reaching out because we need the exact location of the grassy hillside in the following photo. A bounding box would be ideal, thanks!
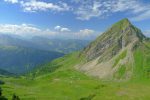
[27,52,84,77]
[133,41,150,80]
[1,51,150,100]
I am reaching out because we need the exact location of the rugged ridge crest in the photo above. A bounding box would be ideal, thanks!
[76,18,148,80]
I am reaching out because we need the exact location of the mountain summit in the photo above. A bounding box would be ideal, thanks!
[82,18,145,61]
[76,18,149,80]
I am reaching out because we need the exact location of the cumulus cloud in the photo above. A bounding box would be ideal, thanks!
[54,26,61,30]
[78,29,95,37]
[60,28,71,32]
[131,10,150,21]
[74,2,98,20]
[0,24,57,37]
[0,24,40,34]
[4,0,150,21]
[72,0,150,21]
[20,0,70,12]
[55,28,97,39]
[0,23,98,39]
[4,0,18,4]
[144,30,150,37]
[74,29,98,39]
[4,0,70,12]
[54,26,70,32]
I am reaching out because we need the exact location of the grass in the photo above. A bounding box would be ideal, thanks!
[113,50,127,67]
[28,51,85,77]
[114,65,126,79]
[2,69,150,100]
[1,44,150,100]
[133,43,150,80]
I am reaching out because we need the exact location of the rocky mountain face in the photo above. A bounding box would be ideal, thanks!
[76,18,149,80]
[82,18,145,62]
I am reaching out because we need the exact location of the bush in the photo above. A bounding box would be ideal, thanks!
[80,94,96,100]
[0,87,8,100]
[0,87,2,96]
[12,94,20,100]
[0,96,8,100]
[0,80,5,85]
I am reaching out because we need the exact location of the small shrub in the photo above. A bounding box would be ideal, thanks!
[0,80,5,85]
[80,94,96,100]
[12,94,20,100]
[0,87,8,100]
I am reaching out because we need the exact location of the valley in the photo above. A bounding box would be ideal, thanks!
[1,0,150,99]
[0,18,150,100]
[0,34,88,74]
[1,52,150,100]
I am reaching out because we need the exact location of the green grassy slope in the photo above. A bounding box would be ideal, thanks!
[1,50,150,100]
[133,41,150,80]
[3,72,150,100]
[27,52,85,77]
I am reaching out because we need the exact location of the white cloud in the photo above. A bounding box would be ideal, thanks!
[72,0,150,21]
[60,28,70,32]
[20,0,70,12]
[4,0,70,12]
[0,24,57,37]
[54,26,70,32]
[4,0,18,4]
[74,1,104,20]
[112,0,146,13]
[131,10,150,21]
[144,30,150,37]
[54,28,97,39]
[54,26,61,30]
[74,29,97,39]
[0,24,40,35]
[0,24,98,39]
[3,0,150,21]
[78,29,95,37]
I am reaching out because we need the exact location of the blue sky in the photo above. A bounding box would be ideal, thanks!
[0,0,150,39]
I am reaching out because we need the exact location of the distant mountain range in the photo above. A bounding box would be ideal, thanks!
[0,68,14,76]
[0,34,90,54]
[0,45,64,74]
[0,34,89,74]
[28,36,90,54]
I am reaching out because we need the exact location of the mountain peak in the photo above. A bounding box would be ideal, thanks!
[78,19,150,80]
[82,18,145,61]
[111,18,132,30]
[109,18,145,40]
[119,18,130,23]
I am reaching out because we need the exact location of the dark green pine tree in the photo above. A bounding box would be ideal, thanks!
[12,94,20,100]
[0,87,8,100]
[0,87,2,96]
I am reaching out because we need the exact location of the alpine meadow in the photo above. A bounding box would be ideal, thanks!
[0,0,150,100]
